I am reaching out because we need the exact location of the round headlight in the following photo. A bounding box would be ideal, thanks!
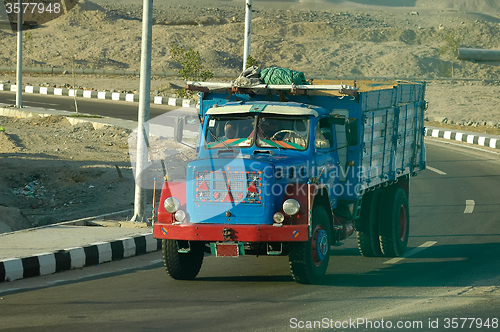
[283,199,300,216]
[273,212,285,224]
[164,197,180,213]
[174,210,186,222]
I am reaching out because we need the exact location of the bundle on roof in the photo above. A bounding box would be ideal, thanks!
[234,65,263,87]
[261,66,309,85]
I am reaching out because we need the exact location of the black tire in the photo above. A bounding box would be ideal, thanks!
[379,187,409,257]
[356,189,383,257]
[289,205,331,284]
[162,240,204,280]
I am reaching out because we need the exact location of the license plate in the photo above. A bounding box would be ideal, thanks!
[211,242,244,257]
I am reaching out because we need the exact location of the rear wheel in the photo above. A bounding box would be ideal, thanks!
[162,240,205,280]
[289,205,331,284]
[356,189,383,257]
[379,187,409,257]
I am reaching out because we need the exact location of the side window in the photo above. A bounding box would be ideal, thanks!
[316,118,333,149]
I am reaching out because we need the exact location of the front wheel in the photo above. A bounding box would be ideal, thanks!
[379,187,409,257]
[289,205,331,284]
[162,240,205,280]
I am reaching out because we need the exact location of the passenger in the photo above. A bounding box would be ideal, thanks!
[315,127,330,149]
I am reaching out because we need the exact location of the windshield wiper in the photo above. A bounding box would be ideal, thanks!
[206,127,231,150]
[257,123,281,153]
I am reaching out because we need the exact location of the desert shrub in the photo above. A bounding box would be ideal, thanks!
[170,43,214,98]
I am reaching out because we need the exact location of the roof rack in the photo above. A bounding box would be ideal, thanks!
[186,81,359,97]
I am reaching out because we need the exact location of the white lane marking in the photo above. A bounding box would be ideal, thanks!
[426,166,447,175]
[0,288,21,295]
[425,138,500,156]
[464,200,475,214]
[6,99,58,106]
[151,259,163,264]
[384,241,437,264]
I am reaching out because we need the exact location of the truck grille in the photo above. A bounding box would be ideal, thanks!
[195,169,263,204]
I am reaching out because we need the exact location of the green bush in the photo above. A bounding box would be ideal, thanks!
[245,55,259,69]
[170,43,214,98]
[439,34,462,78]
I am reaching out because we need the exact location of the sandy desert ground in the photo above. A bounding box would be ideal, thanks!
[1,0,500,231]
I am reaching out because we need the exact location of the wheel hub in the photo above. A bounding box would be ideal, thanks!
[311,226,328,267]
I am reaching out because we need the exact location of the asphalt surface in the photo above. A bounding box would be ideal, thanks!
[1,139,499,331]
[0,91,178,121]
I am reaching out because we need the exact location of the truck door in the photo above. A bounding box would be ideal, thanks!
[332,109,350,182]
[314,118,339,204]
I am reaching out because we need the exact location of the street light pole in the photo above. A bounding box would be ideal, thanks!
[15,0,22,108]
[243,0,252,71]
[131,0,153,223]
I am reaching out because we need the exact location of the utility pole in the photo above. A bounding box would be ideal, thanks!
[243,0,252,71]
[131,0,153,223]
[15,0,22,108]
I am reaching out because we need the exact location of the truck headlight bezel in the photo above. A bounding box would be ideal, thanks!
[283,199,300,216]
[164,197,181,213]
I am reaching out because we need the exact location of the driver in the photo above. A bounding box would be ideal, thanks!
[221,121,238,140]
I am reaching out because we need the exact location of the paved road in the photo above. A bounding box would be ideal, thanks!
[0,91,178,121]
[1,139,499,331]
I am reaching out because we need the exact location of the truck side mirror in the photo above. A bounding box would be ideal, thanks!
[184,115,198,125]
[174,116,184,143]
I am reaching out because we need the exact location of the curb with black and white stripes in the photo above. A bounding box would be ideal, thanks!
[0,233,161,283]
[425,127,500,149]
[0,83,195,107]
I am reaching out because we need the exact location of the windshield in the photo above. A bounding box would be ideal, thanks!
[256,116,309,150]
[205,114,309,150]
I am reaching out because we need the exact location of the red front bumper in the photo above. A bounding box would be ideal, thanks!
[153,222,309,242]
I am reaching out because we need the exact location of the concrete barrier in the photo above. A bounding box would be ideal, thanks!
[0,82,195,107]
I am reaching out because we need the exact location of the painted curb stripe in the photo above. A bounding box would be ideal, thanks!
[0,83,193,107]
[2,259,23,281]
[37,253,56,276]
[426,128,500,150]
[84,245,100,266]
[110,240,125,260]
[21,256,40,279]
[0,262,6,282]
[0,235,161,283]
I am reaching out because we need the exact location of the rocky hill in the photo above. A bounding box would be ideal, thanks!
[0,0,499,80]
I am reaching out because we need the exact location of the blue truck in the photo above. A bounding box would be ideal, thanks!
[153,80,427,284]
